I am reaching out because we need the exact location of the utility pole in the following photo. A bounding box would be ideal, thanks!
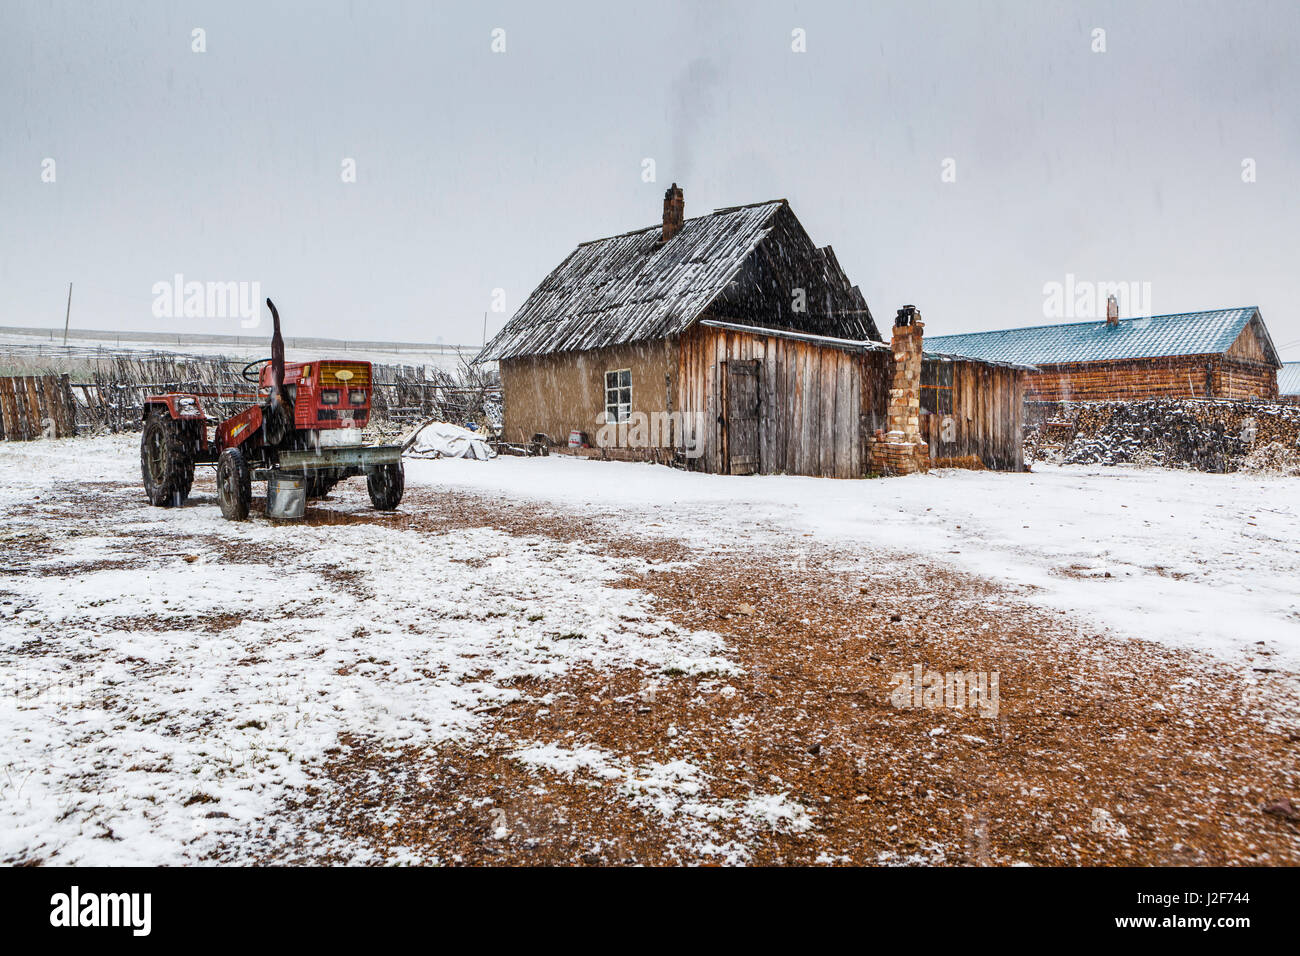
[482,311,487,348]
[62,282,73,346]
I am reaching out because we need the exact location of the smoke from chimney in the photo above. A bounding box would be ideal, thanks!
[1106,294,1119,327]
[662,183,684,242]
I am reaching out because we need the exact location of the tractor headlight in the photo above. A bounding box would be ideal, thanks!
[320,389,340,405]
[349,389,366,405]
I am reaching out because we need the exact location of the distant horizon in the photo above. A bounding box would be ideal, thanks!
[0,320,482,350]
[0,292,1281,353]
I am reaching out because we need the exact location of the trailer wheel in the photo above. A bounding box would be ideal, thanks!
[366,462,404,511]
[305,474,340,499]
[217,448,252,521]
[141,413,194,507]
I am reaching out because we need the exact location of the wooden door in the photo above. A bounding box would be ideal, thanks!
[724,360,761,475]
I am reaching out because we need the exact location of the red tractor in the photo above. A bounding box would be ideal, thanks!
[140,298,405,520]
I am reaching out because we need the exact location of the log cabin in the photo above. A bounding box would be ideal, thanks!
[925,303,1282,402]
[477,186,1029,475]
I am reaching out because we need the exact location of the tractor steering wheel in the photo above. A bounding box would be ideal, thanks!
[240,358,272,384]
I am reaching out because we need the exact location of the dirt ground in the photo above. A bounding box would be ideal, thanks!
[4,447,1297,866]
[204,482,1300,866]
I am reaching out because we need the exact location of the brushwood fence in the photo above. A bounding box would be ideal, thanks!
[1,352,498,436]
[0,374,79,441]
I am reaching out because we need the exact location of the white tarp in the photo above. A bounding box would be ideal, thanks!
[404,420,496,460]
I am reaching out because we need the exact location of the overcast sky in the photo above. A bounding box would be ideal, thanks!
[2,0,1298,358]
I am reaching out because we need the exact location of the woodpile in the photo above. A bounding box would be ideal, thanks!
[1239,442,1300,477]
[1024,399,1300,472]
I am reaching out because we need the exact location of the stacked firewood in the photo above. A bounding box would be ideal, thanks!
[1024,400,1300,473]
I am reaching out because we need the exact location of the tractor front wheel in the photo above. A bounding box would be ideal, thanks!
[141,413,194,507]
[366,462,404,511]
[217,448,252,521]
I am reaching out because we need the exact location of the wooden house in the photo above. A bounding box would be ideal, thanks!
[925,305,1282,402]
[477,186,1028,475]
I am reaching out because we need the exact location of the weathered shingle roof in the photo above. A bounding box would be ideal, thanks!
[478,201,783,362]
[925,308,1279,368]
[1280,362,1300,396]
[477,199,876,361]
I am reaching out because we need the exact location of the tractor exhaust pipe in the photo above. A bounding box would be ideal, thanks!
[266,297,286,406]
[264,297,290,444]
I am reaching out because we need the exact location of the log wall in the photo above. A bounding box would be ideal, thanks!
[1026,355,1277,402]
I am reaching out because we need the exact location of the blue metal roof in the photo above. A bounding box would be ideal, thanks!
[1280,362,1300,396]
[924,308,1276,367]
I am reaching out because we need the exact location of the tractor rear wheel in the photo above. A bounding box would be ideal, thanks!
[366,462,404,511]
[141,413,194,507]
[217,448,252,521]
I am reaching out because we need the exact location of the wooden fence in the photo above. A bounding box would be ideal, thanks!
[0,374,78,441]
[2,351,499,438]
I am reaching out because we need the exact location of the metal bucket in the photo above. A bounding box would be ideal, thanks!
[266,472,307,519]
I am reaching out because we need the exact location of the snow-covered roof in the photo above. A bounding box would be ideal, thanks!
[477,200,878,361]
[924,308,1279,368]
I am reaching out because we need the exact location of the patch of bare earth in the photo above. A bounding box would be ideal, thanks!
[226,485,1300,866]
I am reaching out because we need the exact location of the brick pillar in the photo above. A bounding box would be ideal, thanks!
[662,183,684,242]
[870,305,930,475]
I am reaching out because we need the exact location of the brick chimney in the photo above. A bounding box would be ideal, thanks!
[662,183,684,242]
[1106,294,1119,327]
[869,305,929,475]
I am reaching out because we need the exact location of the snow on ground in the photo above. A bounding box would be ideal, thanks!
[3,434,1298,863]
[409,454,1300,674]
[511,741,812,864]
[0,436,732,864]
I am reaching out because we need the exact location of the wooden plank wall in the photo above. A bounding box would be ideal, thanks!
[0,374,78,441]
[920,362,1025,471]
[678,324,867,477]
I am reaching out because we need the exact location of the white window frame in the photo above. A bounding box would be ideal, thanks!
[604,368,631,423]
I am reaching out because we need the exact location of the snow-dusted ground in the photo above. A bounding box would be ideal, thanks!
[2,435,1297,864]
[410,455,1300,674]
[0,437,733,864]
